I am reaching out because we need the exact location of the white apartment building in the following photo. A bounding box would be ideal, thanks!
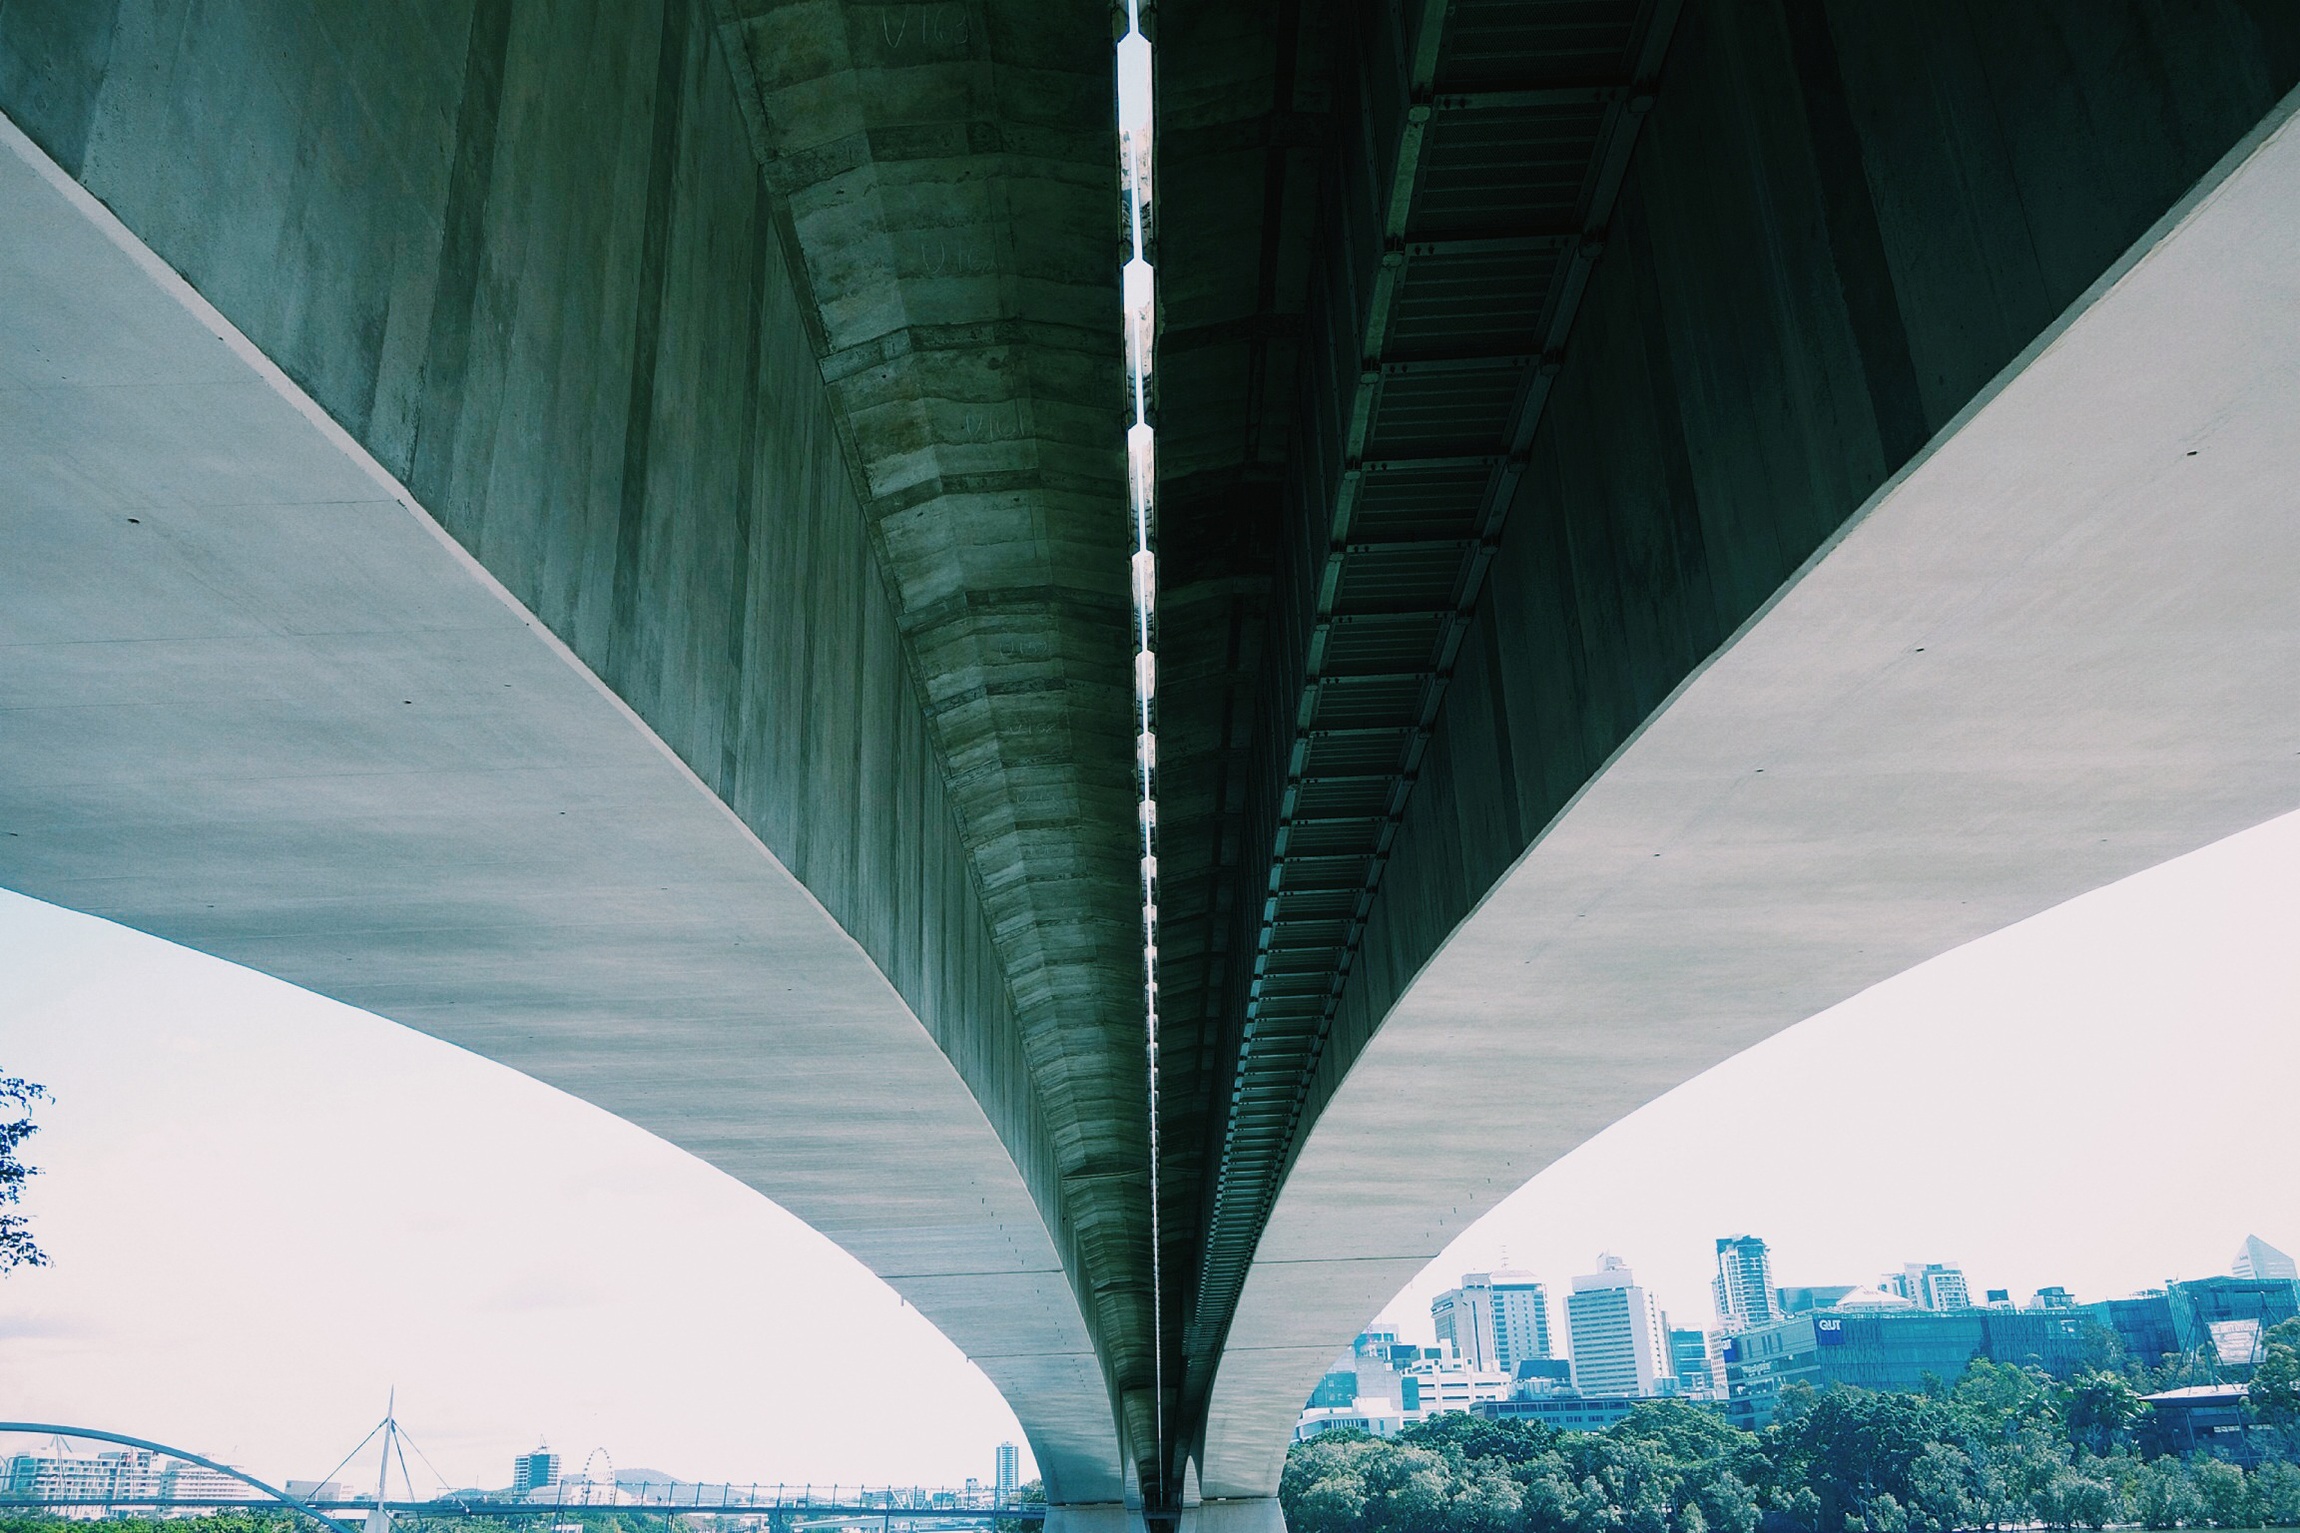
[1430,1270,1553,1373]
[1711,1235,1777,1332]
[5,1448,254,1517]
[1294,1401,1406,1441]
[1400,1353,1513,1420]
[1885,1262,1973,1310]
[1566,1254,1668,1397]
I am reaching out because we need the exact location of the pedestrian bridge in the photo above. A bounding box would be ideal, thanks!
[4,4,2299,1530]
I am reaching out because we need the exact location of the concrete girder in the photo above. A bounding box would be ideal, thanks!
[0,0,1134,1502]
[1201,82,2300,1489]
[1172,0,2300,1496]
[708,0,1159,1451]
[1142,0,1328,1411]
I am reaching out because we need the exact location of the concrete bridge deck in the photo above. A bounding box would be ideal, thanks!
[0,107,1121,1499]
[4,1,2300,1524]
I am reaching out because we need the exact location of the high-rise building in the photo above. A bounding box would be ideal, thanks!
[995,1444,1019,1505]
[1886,1262,1973,1311]
[1431,1271,1552,1372]
[1432,1285,1478,1365]
[1566,1254,1668,1397]
[1492,1273,1553,1370]
[512,1446,561,1496]
[2233,1235,2298,1282]
[1666,1327,1712,1397]
[1712,1236,1776,1332]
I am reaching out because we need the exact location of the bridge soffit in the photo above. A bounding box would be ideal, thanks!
[1175,0,1683,1441]
[704,0,1162,1482]
[1191,0,2300,1496]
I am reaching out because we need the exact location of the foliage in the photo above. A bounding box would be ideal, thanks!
[2257,1462,2300,1527]
[2253,1323,2300,1447]
[0,1073,48,1272]
[0,1518,295,1533]
[1282,1359,2300,1533]
[2065,1373,2149,1458]
[995,1478,1049,1533]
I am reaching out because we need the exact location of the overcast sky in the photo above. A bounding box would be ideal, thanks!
[0,891,1031,1494]
[1376,805,2300,1345]
[4,813,2296,1494]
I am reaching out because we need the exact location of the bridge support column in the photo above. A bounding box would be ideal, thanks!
[1180,1500,1286,1533]
[1044,1505,1143,1533]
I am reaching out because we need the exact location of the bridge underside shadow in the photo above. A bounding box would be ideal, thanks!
[0,86,1125,1509]
[1193,48,2300,1508]
[6,0,2300,1522]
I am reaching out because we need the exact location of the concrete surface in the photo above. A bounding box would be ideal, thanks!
[1198,78,2300,1500]
[709,4,1154,1411]
[0,99,1123,1502]
[1147,0,2300,1468]
[0,0,1157,1482]
[7,0,2300,1511]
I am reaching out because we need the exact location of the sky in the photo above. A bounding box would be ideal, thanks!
[4,809,2296,1496]
[0,888,1033,1494]
[1373,805,2300,1346]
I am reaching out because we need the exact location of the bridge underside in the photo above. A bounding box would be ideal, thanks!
[1199,83,2300,1494]
[5,0,2300,1519]
[0,111,1123,1498]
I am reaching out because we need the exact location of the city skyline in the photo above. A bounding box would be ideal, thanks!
[1409,1229,2295,1401]
[1381,1212,2300,1364]
[1,1436,1034,1510]
[1303,1236,2299,1446]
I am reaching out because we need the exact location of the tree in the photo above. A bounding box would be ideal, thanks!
[1283,1433,1380,1533]
[2189,1458,2256,1530]
[2062,1372,2147,1457]
[2033,1461,2123,1530]
[1765,1388,1964,1533]
[1279,1349,2299,1533]
[1950,1360,2063,1439]
[1401,1412,1558,1465]
[0,1073,47,1272]
[2250,1319,2300,1448]
[1904,1444,1977,1533]
[2132,1457,2204,1530]
[993,1478,1046,1533]
[1696,1470,1760,1533]
[2251,1460,2300,1527]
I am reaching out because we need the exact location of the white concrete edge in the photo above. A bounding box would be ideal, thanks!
[0,107,1028,1162]
[1321,77,2300,1101]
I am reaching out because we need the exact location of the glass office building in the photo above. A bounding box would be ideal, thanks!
[1719,1307,2099,1428]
